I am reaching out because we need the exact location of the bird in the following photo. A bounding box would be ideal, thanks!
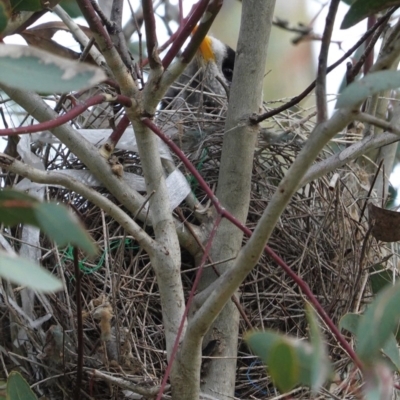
[161,33,236,112]
[158,33,236,150]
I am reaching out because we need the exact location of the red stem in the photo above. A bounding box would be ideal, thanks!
[142,117,363,372]
[108,114,130,146]
[162,0,210,70]
[0,94,131,136]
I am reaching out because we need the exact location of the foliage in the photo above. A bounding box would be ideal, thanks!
[0,189,96,292]
[5,371,38,400]
[0,0,400,399]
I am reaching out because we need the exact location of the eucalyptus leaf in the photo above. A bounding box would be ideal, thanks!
[0,189,97,255]
[356,281,400,363]
[336,71,400,109]
[34,202,97,256]
[306,305,331,390]
[0,251,63,292]
[269,340,299,392]
[245,329,331,393]
[6,371,38,400]
[340,312,400,372]
[0,44,106,93]
[10,0,41,12]
[0,0,10,35]
[341,0,400,29]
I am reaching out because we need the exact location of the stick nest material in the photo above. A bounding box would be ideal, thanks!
[0,88,395,399]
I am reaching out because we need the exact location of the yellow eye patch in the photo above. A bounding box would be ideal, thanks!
[192,26,215,62]
[198,35,215,62]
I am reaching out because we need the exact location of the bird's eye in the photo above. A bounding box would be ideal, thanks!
[222,68,234,83]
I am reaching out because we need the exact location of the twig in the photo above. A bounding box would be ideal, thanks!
[250,8,396,124]
[142,115,364,375]
[142,0,161,69]
[110,0,134,71]
[0,94,131,136]
[76,0,113,50]
[105,114,131,151]
[73,247,83,400]
[357,112,400,134]
[53,5,106,67]
[162,0,210,70]
[89,369,169,396]
[180,0,223,65]
[0,153,157,252]
[316,0,340,123]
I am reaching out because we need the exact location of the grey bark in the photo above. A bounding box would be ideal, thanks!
[196,1,276,399]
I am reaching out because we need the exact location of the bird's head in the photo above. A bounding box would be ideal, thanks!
[194,30,236,85]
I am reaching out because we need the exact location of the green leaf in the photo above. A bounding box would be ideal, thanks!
[370,268,394,295]
[10,0,41,12]
[0,189,97,255]
[356,281,400,363]
[340,313,400,372]
[34,202,97,256]
[306,305,331,390]
[245,329,331,393]
[6,371,38,400]
[59,0,82,18]
[340,312,361,334]
[0,0,10,35]
[336,71,400,109]
[269,340,299,392]
[341,0,356,4]
[0,189,39,226]
[382,334,400,372]
[341,0,400,29]
[363,363,393,400]
[0,251,63,292]
[0,44,107,93]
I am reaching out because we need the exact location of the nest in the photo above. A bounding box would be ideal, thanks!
[0,87,395,399]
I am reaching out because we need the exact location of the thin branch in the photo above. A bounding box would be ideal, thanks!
[0,94,131,136]
[357,112,400,133]
[0,153,158,254]
[110,0,134,71]
[348,16,387,83]
[53,5,106,67]
[73,247,83,400]
[162,0,210,70]
[76,0,113,50]
[180,0,223,65]
[90,0,114,29]
[189,107,363,371]
[142,0,161,69]
[89,369,169,397]
[301,132,400,188]
[103,114,131,153]
[316,0,340,123]
[250,8,395,124]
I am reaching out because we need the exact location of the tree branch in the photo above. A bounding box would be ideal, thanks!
[161,0,210,70]
[250,8,395,124]
[189,106,361,367]
[0,153,159,254]
[142,0,162,69]
[316,0,340,123]
[301,131,400,187]
[53,5,106,67]
[0,94,131,136]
